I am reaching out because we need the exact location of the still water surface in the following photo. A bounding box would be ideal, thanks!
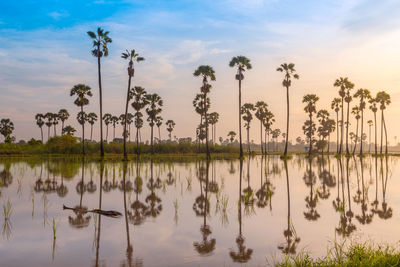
[0,156,398,266]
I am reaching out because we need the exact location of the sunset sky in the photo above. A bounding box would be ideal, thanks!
[1,0,400,144]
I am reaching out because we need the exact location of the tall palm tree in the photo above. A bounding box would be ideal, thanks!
[354,89,371,156]
[193,93,210,148]
[146,93,163,154]
[35,113,45,143]
[277,63,299,157]
[121,49,144,160]
[134,112,144,143]
[351,106,360,155]
[255,101,268,154]
[194,65,216,158]
[208,112,219,145]
[126,113,134,142]
[52,113,59,136]
[58,109,69,132]
[131,86,148,155]
[70,84,92,155]
[166,120,175,141]
[367,120,373,153]
[376,91,391,155]
[44,112,53,141]
[330,98,341,153]
[369,98,378,155]
[241,103,255,153]
[87,27,112,158]
[263,110,275,154]
[302,94,319,156]
[77,111,88,150]
[316,109,330,153]
[228,131,236,143]
[110,116,119,141]
[155,116,163,142]
[334,77,354,154]
[229,56,252,158]
[102,113,112,142]
[87,112,98,141]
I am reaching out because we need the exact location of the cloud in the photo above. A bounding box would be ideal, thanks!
[48,11,69,20]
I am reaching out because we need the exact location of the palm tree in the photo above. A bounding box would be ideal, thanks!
[51,113,59,136]
[58,109,69,132]
[62,125,76,136]
[228,131,236,143]
[110,116,119,141]
[334,77,354,154]
[134,112,144,143]
[367,120,373,153]
[302,94,319,156]
[87,112,98,141]
[87,27,112,158]
[126,113,134,142]
[70,84,92,155]
[351,106,360,155]
[102,113,112,142]
[121,49,144,160]
[194,65,216,158]
[35,113,45,143]
[241,103,255,153]
[330,98,341,153]
[229,56,252,158]
[369,98,378,155]
[316,109,330,153]
[255,101,268,154]
[0,119,14,142]
[277,63,299,157]
[208,112,219,145]
[376,91,391,155]
[193,93,210,148]
[44,112,53,141]
[77,111,88,151]
[166,120,175,141]
[131,86,148,155]
[146,93,163,154]
[263,110,275,153]
[354,89,371,156]
[155,116,163,142]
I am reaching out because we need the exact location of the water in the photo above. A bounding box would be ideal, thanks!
[0,155,398,266]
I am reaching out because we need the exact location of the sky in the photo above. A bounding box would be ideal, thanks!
[1,0,400,144]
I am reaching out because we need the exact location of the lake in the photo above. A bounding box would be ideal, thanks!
[0,155,398,266]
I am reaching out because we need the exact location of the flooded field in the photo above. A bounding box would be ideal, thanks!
[0,155,398,266]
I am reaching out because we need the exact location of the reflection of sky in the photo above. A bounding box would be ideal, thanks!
[0,155,399,266]
[2,1,400,144]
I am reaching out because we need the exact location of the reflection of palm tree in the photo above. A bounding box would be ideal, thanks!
[375,157,393,219]
[193,160,216,255]
[355,158,373,225]
[68,158,90,229]
[256,156,274,209]
[121,162,134,267]
[278,160,300,255]
[230,160,253,262]
[241,158,255,214]
[129,160,147,225]
[94,162,104,267]
[145,160,162,218]
[317,156,335,200]
[371,157,379,214]
[303,158,320,221]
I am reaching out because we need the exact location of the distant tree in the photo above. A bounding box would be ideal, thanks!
[0,119,14,143]
[131,86,148,154]
[87,27,112,158]
[255,101,268,154]
[208,112,219,146]
[87,112,98,141]
[35,113,45,143]
[110,116,119,140]
[126,113,134,142]
[228,131,237,143]
[367,120,373,153]
[330,98,341,153]
[241,103,255,153]
[70,84,92,155]
[351,106,360,155]
[194,65,216,158]
[58,109,70,132]
[369,98,378,155]
[263,110,275,154]
[155,116,163,142]
[376,91,391,155]
[102,113,112,142]
[121,49,144,160]
[229,56,252,158]
[62,125,76,136]
[302,94,319,155]
[166,120,176,141]
[354,89,371,156]
[146,93,163,154]
[277,63,299,157]
[44,112,53,142]
[52,113,59,136]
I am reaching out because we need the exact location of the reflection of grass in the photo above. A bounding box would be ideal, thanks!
[3,199,12,220]
[273,241,400,267]
[52,218,57,239]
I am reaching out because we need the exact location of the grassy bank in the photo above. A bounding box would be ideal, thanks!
[273,242,400,267]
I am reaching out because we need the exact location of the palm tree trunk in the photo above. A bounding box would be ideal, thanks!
[260,121,263,154]
[383,111,388,155]
[123,74,132,161]
[90,125,93,141]
[345,100,350,155]
[40,127,43,143]
[374,112,377,156]
[204,91,209,158]
[360,109,364,155]
[309,113,312,156]
[48,127,50,142]
[113,126,115,140]
[284,84,290,156]
[340,97,344,154]
[158,126,161,142]
[247,127,250,153]
[336,111,339,154]
[129,124,131,142]
[151,124,154,154]
[62,121,64,133]
[380,110,384,155]
[328,135,330,154]
[97,52,105,158]
[238,71,243,158]
[54,125,56,137]
[353,119,359,155]
[81,106,85,155]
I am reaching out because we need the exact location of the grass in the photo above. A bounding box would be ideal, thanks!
[272,241,400,267]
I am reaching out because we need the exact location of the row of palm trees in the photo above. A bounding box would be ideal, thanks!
[35,109,70,142]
